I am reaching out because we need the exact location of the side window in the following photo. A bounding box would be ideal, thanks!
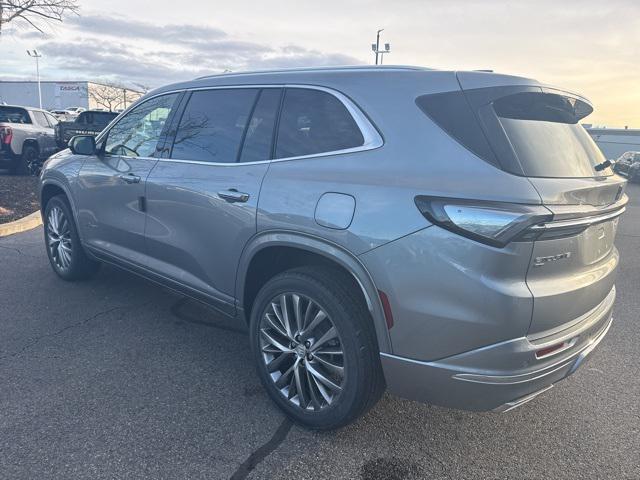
[44,112,58,127]
[32,111,49,127]
[275,88,364,159]
[104,93,179,158]
[171,89,259,163]
[239,88,281,163]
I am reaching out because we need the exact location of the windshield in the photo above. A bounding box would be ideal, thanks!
[77,111,118,126]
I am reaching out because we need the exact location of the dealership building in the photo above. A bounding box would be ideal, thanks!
[0,81,143,111]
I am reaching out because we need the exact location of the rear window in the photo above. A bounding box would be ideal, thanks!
[77,111,118,126]
[0,107,31,124]
[417,87,609,178]
[171,89,259,163]
[493,92,607,178]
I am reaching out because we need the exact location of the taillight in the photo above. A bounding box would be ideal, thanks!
[0,126,13,145]
[414,196,552,247]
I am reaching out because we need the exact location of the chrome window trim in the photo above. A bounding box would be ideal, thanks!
[130,84,384,167]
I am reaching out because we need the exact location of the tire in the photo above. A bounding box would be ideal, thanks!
[249,266,385,430]
[43,195,100,281]
[12,144,39,176]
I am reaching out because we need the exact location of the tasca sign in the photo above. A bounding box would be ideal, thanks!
[55,83,87,98]
[56,83,88,96]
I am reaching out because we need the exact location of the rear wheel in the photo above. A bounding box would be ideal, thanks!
[44,195,100,280]
[249,266,384,430]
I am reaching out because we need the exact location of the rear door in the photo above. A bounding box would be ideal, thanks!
[31,110,57,157]
[457,72,627,336]
[43,112,60,154]
[144,87,281,312]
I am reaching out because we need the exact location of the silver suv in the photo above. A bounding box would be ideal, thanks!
[39,66,627,429]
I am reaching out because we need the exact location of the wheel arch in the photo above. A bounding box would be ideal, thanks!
[236,230,392,354]
[22,138,40,155]
[40,179,77,219]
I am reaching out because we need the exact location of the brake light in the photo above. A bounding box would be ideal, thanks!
[0,126,13,145]
[414,196,552,247]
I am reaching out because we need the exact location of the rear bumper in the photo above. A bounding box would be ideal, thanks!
[382,287,614,411]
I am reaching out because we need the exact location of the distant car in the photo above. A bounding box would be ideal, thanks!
[613,151,640,182]
[50,109,74,121]
[0,105,59,175]
[55,110,118,148]
[65,107,86,114]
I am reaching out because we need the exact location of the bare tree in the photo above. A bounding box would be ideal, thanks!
[89,83,126,112]
[0,0,79,34]
[89,82,143,112]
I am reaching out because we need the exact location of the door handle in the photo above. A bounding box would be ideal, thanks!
[118,173,141,184]
[218,189,250,203]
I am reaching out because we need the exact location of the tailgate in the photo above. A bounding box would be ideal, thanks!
[525,176,627,336]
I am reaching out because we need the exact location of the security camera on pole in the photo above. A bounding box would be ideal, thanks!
[371,29,391,65]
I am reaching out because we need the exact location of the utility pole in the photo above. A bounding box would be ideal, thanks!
[27,50,42,109]
[371,29,391,65]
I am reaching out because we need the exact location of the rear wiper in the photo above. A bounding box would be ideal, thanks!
[594,160,612,172]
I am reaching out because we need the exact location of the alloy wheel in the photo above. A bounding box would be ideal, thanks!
[259,293,345,411]
[46,206,73,271]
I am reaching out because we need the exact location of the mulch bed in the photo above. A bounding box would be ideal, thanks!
[0,173,40,224]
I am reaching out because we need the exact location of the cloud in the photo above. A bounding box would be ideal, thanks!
[33,13,362,87]
[66,14,227,46]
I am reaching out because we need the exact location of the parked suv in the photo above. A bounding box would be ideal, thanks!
[39,66,626,429]
[0,105,59,174]
[55,109,118,149]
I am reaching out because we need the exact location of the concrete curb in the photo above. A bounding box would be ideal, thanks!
[0,211,42,237]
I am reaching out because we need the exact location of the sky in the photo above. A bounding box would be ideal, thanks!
[1,0,639,127]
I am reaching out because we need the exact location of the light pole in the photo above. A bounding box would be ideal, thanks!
[371,30,391,65]
[27,50,42,109]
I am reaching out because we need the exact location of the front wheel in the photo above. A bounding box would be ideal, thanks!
[44,195,100,280]
[249,266,384,430]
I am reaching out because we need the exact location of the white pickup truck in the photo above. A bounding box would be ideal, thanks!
[0,105,60,175]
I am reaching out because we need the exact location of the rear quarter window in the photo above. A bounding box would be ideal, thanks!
[275,88,364,159]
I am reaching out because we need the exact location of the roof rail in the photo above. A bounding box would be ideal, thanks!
[194,65,431,81]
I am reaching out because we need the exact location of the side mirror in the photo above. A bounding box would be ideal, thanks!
[69,135,97,156]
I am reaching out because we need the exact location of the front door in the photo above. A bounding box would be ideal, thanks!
[144,88,281,312]
[76,93,181,264]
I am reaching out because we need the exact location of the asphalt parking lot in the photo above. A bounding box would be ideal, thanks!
[1,184,639,480]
